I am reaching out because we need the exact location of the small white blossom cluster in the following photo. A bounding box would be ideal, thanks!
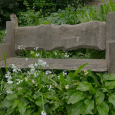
[28,63,40,77]
[35,53,40,57]
[18,45,25,50]
[6,90,13,94]
[55,52,57,55]
[5,71,13,94]
[57,75,60,79]
[48,85,52,90]
[63,70,67,76]
[41,111,47,115]
[64,53,69,58]
[45,70,52,75]
[17,87,22,90]
[11,64,21,73]
[5,71,13,84]
[65,85,69,89]
[31,51,34,54]
[38,60,49,67]
[32,79,35,83]
[84,70,88,76]
[16,79,23,85]
[34,47,39,51]
[26,58,28,61]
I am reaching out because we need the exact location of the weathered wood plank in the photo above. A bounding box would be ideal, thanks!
[106,40,115,74]
[106,12,115,74]
[0,43,15,60]
[107,12,115,41]
[15,21,106,52]
[0,58,107,72]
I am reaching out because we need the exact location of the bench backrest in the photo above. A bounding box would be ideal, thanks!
[0,12,115,73]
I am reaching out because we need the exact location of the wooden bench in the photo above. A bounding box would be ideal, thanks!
[0,12,115,73]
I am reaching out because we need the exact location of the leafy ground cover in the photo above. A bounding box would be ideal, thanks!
[0,0,115,115]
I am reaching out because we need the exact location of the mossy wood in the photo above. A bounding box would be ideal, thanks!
[0,12,115,73]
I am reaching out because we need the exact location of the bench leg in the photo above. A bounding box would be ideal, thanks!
[106,41,115,74]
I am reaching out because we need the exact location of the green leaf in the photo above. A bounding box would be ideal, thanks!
[110,110,115,115]
[101,88,109,93]
[4,53,7,72]
[33,92,42,99]
[67,92,85,104]
[0,99,13,108]
[105,81,115,89]
[60,73,65,86]
[89,85,95,94]
[97,102,109,115]
[35,97,47,107]
[7,106,15,114]
[6,94,17,100]
[18,102,26,115]
[74,63,88,76]
[71,101,84,115]
[109,93,115,106]
[0,110,5,115]
[83,99,94,114]
[12,100,20,109]
[96,90,105,105]
[77,81,90,91]
[103,73,115,81]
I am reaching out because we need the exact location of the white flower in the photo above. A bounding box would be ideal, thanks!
[34,47,39,51]
[34,63,38,67]
[33,70,40,77]
[65,85,69,89]
[38,60,49,67]
[17,87,22,90]
[18,45,24,50]
[25,77,29,81]
[7,71,11,75]
[45,70,52,75]
[5,71,11,78]
[48,85,52,90]
[7,80,13,84]
[28,64,34,68]
[11,64,16,68]
[63,70,67,76]
[26,58,28,61]
[18,68,21,71]
[6,90,13,94]
[16,79,23,85]
[35,53,40,57]
[41,111,46,115]
[55,52,57,55]
[32,80,35,83]
[57,75,60,79]
[31,51,34,54]
[13,68,18,73]
[64,53,69,58]
[84,70,88,76]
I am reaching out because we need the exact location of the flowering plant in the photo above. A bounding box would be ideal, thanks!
[1,60,115,115]
[0,47,115,115]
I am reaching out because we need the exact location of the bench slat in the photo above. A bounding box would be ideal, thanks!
[0,58,107,72]
[15,21,106,52]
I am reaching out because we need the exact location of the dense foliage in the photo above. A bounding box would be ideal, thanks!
[1,62,115,115]
[0,0,94,27]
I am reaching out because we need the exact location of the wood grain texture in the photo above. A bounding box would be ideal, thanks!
[0,43,15,60]
[0,58,107,71]
[15,21,106,52]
